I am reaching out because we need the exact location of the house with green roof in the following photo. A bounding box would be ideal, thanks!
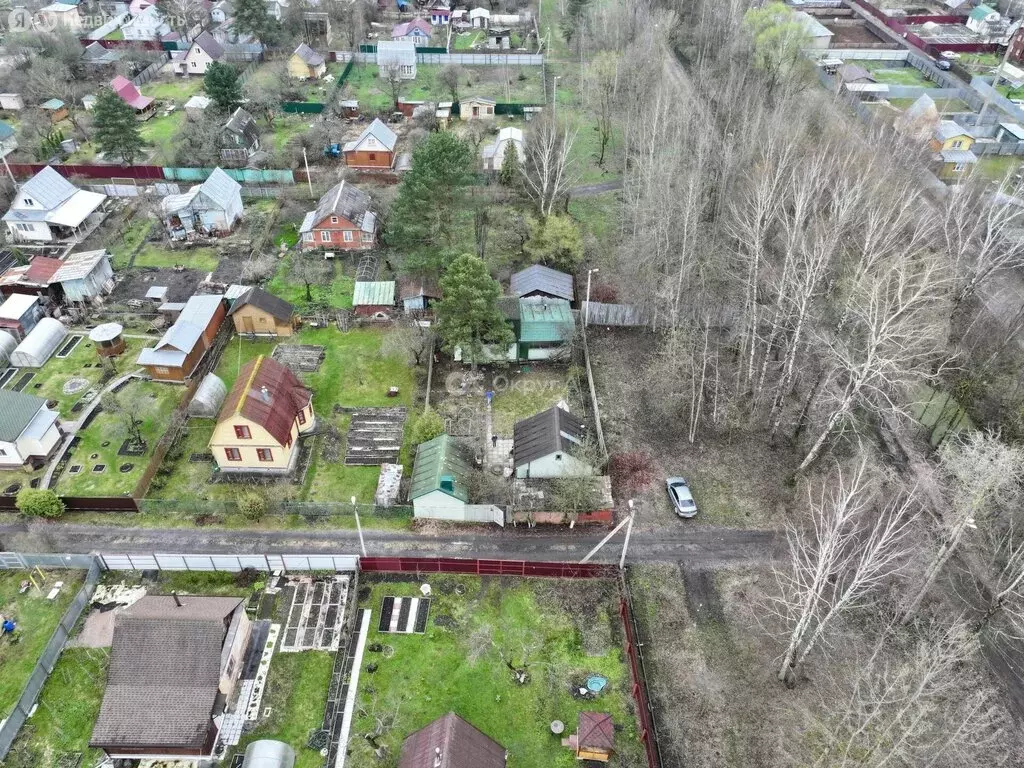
[409,434,475,520]
[0,390,62,470]
[517,298,576,360]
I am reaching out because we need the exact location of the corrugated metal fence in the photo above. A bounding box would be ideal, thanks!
[0,558,101,760]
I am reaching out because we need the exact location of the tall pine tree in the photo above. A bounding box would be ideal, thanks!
[204,62,242,113]
[93,88,144,165]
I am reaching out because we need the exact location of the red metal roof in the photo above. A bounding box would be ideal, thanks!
[578,711,614,750]
[398,712,506,768]
[110,76,154,111]
[218,356,311,447]
[0,256,63,288]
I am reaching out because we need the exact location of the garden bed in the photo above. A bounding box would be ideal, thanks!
[347,575,644,768]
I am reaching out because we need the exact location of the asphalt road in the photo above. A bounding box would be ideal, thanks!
[0,520,781,567]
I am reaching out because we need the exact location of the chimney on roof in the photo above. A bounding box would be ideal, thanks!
[260,385,271,403]
[172,591,182,607]
[433,747,442,768]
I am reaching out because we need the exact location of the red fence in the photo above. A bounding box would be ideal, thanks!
[5,163,166,181]
[903,14,967,23]
[359,556,618,578]
[620,597,662,768]
[847,0,1002,56]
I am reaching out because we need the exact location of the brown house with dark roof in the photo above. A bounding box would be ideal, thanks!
[513,405,592,480]
[209,355,315,473]
[399,712,507,768]
[90,595,251,759]
[228,287,297,337]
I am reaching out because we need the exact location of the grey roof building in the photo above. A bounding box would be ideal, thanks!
[299,180,377,236]
[228,286,294,322]
[293,42,325,67]
[343,117,398,154]
[513,405,592,479]
[510,264,574,302]
[90,595,250,758]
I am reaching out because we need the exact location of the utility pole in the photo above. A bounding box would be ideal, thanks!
[979,33,1015,123]
[585,267,599,327]
[302,146,314,198]
[352,495,367,557]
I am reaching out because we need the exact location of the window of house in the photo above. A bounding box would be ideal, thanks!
[297,410,306,425]
[0,449,7,457]
[954,162,966,172]
[191,61,197,68]
[343,230,354,242]
[331,216,338,223]
[225,447,241,461]
[22,198,33,206]
[226,657,236,677]
[302,232,314,242]
[155,366,170,375]
[257,448,273,462]
[361,231,373,242]
[321,230,331,242]
[487,107,493,114]
[16,223,32,232]
[234,425,252,439]
[369,153,376,160]
[952,140,963,149]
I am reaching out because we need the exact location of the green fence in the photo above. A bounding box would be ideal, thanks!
[335,58,355,90]
[163,167,296,183]
[282,101,325,113]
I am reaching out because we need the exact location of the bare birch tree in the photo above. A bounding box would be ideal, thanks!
[809,619,1009,768]
[520,113,578,218]
[772,459,920,685]
[901,431,1024,622]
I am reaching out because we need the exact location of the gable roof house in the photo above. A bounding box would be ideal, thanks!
[836,64,887,100]
[121,3,172,41]
[210,355,314,473]
[289,42,327,79]
[428,2,451,25]
[0,121,15,160]
[51,249,115,303]
[513,405,592,479]
[967,4,1001,34]
[930,120,977,181]
[36,2,83,29]
[409,434,475,520]
[3,167,107,244]
[517,298,575,360]
[221,107,261,164]
[90,595,251,759]
[794,11,833,50]
[211,0,233,23]
[185,94,213,120]
[343,118,398,169]
[160,167,244,239]
[110,75,156,120]
[392,18,432,46]
[82,41,122,68]
[179,31,226,75]
[299,180,378,250]
[0,390,62,470]
[137,294,227,381]
[510,264,573,302]
[227,287,296,336]
[399,712,507,768]
[469,6,490,27]
[894,93,939,143]
[0,257,64,300]
[40,98,69,124]
[460,95,496,121]
[481,126,523,172]
[377,40,417,80]
[398,277,441,312]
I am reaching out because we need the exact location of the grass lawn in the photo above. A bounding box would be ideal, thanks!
[53,379,183,496]
[340,63,549,112]
[862,62,931,86]
[490,370,569,436]
[109,218,154,269]
[266,255,355,309]
[912,384,974,447]
[142,78,204,104]
[454,30,482,50]
[567,111,620,185]
[569,191,621,250]
[226,651,334,768]
[145,327,418,503]
[5,647,109,768]
[0,570,85,719]
[887,96,973,113]
[961,52,1002,68]
[348,576,643,768]
[141,110,186,144]
[28,335,146,419]
[976,154,1024,181]
[133,244,220,272]
[269,115,315,153]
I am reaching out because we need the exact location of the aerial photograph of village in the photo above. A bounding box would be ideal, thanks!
[3,0,1024,765]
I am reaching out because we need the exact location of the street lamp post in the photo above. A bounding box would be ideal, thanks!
[552,75,561,120]
[585,268,599,327]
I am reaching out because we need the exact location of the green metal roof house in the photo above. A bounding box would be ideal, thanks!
[517,298,576,360]
[409,434,474,520]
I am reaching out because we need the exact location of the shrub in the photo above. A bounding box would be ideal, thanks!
[16,488,65,518]
[608,451,657,497]
[409,410,445,447]
[589,283,618,303]
[238,490,269,521]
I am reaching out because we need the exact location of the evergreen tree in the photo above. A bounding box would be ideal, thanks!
[435,254,515,364]
[498,141,521,187]
[93,88,144,164]
[204,62,242,113]
[232,0,275,41]
[388,132,474,254]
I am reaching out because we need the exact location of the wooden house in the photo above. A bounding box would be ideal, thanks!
[299,180,378,250]
[343,118,398,169]
[460,95,496,121]
[288,43,327,79]
[136,294,226,381]
[227,287,296,336]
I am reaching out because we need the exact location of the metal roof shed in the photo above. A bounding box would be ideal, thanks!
[353,281,396,307]
[10,317,67,368]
